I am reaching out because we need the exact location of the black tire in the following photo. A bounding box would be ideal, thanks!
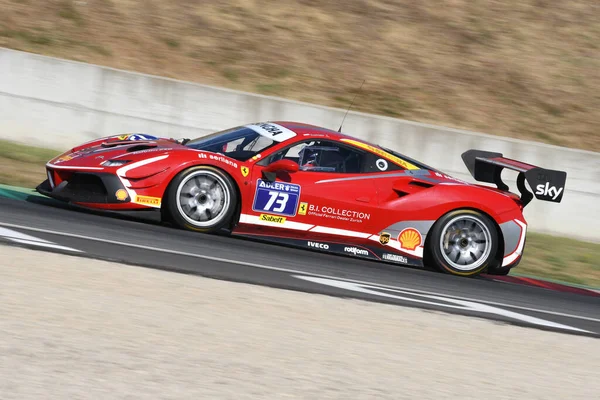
[428,209,499,277]
[487,254,522,276]
[486,265,511,276]
[487,236,526,276]
[163,166,238,233]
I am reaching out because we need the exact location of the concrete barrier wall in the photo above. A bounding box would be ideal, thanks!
[1,48,598,241]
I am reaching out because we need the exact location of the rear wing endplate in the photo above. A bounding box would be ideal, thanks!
[461,150,567,207]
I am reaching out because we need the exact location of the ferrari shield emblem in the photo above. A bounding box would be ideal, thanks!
[241,166,249,177]
[298,202,308,215]
[379,232,391,245]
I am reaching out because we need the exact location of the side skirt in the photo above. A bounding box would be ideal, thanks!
[233,230,424,269]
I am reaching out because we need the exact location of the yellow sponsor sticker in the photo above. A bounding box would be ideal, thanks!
[340,139,419,170]
[54,154,74,164]
[115,189,128,201]
[241,166,250,177]
[135,195,161,207]
[298,202,308,215]
[259,214,286,224]
[118,134,130,140]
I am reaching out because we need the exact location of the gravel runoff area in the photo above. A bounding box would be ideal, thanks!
[1,245,599,400]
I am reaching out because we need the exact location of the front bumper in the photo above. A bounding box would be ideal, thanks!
[36,172,131,204]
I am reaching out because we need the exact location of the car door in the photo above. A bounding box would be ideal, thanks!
[238,139,380,241]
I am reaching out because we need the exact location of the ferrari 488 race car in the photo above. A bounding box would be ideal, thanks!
[37,122,567,277]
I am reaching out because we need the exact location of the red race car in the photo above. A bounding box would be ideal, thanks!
[37,122,567,277]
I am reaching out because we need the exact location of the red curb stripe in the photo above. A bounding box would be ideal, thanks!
[484,275,600,297]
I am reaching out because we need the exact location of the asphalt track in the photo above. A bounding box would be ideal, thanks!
[0,193,599,338]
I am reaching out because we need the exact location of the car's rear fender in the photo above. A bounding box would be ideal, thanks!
[420,205,526,272]
[385,183,524,263]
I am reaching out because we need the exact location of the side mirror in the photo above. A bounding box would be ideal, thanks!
[264,159,299,174]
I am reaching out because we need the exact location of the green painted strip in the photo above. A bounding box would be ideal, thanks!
[0,184,43,195]
[0,183,62,208]
[0,184,45,201]
[0,185,45,201]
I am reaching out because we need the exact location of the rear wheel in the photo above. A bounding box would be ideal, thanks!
[428,209,498,277]
[164,166,238,233]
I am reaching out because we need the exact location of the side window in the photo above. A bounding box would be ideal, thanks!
[271,142,307,164]
[268,140,365,173]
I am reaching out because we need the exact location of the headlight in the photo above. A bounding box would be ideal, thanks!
[101,160,131,167]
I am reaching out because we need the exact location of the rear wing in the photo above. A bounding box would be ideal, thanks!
[461,150,567,207]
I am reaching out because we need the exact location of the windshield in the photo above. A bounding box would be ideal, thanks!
[186,126,280,161]
[378,145,439,172]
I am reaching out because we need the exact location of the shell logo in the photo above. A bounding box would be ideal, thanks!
[398,228,422,251]
[115,189,128,201]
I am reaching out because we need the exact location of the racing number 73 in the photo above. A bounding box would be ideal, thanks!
[264,191,289,213]
[252,179,301,217]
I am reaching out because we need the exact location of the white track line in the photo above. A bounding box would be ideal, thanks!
[0,227,82,253]
[296,275,590,333]
[0,221,598,324]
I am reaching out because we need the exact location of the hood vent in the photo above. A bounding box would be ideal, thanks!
[101,140,156,148]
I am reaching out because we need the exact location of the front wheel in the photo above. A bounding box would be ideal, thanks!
[428,209,499,277]
[164,166,238,233]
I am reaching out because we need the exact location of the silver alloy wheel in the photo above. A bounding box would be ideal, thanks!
[175,170,230,227]
[439,215,492,271]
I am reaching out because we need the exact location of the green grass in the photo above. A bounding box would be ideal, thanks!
[162,38,180,49]
[0,29,54,46]
[84,43,112,57]
[0,139,61,163]
[0,139,61,188]
[517,233,600,287]
[221,68,239,83]
[0,139,598,288]
[255,83,283,95]
[57,0,85,26]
